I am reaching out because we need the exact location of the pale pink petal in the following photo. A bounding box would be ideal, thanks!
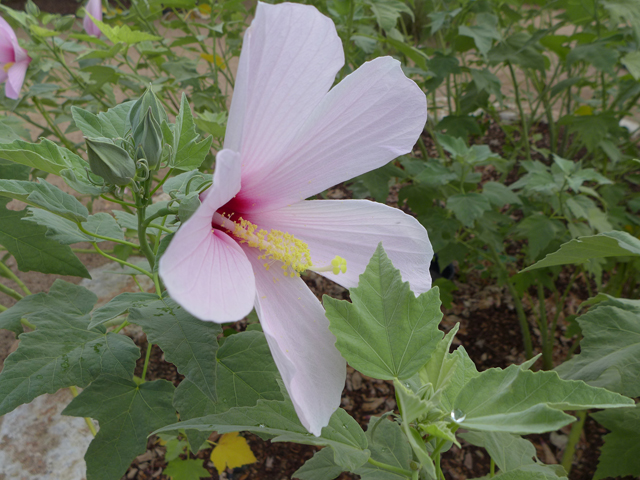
[248,199,433,294]
[5,60,28,99]
[224,1,344,178]
[0,69,7,84]
[232,57,427,214]
[159,150,255,322]
[0,16,19,47]
[84,0,103,37]
[241,245,346,436]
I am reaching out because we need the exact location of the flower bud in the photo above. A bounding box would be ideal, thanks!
[86,137,136,186]
[133,107,163,169]
[129,87,167,133]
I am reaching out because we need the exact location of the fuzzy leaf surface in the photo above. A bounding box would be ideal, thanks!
[592,404,640,480]
[452,364,633,434]
[0,281,139,415]
[63,376,176,480]
[555,305,640,397]
[325,244,443,380]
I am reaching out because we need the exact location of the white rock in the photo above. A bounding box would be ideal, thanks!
[0,389,95,480]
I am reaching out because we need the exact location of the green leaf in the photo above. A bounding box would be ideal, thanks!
[522,231,640,271]
[447,193,492,228]
[72,106,121,139]
[83,101,134,138]
[63,376,176,480]
[163,459,210,480]
[482,182,521,207]
[555,305,640,397]
[325,244,443,380]
[82,212,124,241]
[156,397,370,472]
[23,209,90,245]
[567,43,618,74]
[88,292,159,329]
[0,281,139,415]
[92,17,162,45]
[173,330,283,451]
[293,447,345,480]
[171,94,213,171]
[0,206,90,278]
[365,0,413,31]
[357,416,412,477]
[0,157,30,181]
[0,139,91,187]
[440,346,479,411]
[460,431,549,472]
[458,13,501,56]
[127,297,220,402]
[452,363,633,434]
[513,213,562,261]
[592,404,640,480]
[0,179,88,222]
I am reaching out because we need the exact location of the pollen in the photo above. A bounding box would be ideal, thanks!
[231,218,312,276]
[2,62,14,73]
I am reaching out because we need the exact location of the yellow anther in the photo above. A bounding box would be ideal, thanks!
[229,217,312,276]
[2,62,14,73]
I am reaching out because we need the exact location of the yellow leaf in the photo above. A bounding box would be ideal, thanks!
[199,53,226,69]
[210,432,257,473]
[199,4,212,14]
[574,105,593,116]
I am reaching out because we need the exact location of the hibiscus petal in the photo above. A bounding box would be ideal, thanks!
[83,0,103,37]
[159,149,255,322]
[249,199,433,294]
[235,56,427,213]
[241,245,346,436]
[5,60,28,100]
[224,1,344,179]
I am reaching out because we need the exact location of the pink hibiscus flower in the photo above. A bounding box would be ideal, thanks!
[83,0,102,38]
[159,1,432,436]
[0,16,30,100]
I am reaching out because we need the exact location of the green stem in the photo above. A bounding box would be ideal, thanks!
[537,283,553,370]
[20,318,36,330]
[0,304,6,312]
[78,224,139,248]
[141,342,153,381]
[560,410,586,475]
[507,61,532,161]
[113,320,129,334]
[0,262,31,295]
[137,206,156,271]
[149,168,174,196]
[100,195,137,209]
[32,97,77,152]
[490,458,496,477]
[69,386,97,436]
[366,458,413,478]
[0,282,23,301]
[148,223,173,234]
[91,242,153,279]
[489,248,533,359]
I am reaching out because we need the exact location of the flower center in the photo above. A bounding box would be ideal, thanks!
[2,62,14,73]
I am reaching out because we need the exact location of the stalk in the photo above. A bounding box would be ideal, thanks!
[560,411,587,475]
